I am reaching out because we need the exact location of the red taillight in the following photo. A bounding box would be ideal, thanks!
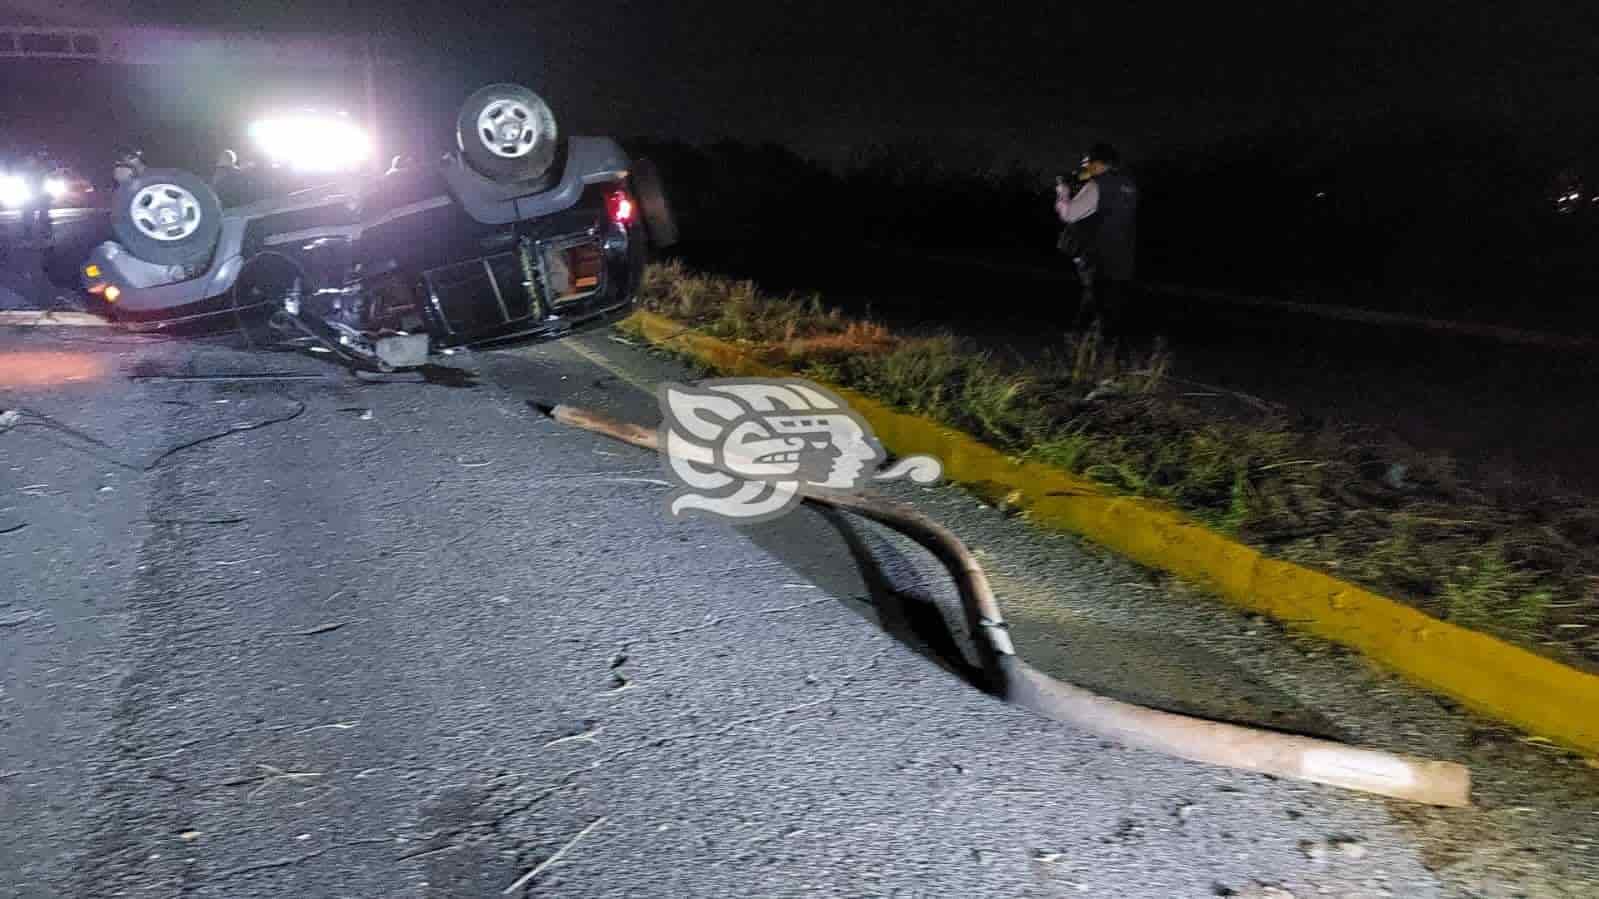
[608,190,636,226]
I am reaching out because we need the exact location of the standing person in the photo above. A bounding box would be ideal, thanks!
[111,147,146,189]
[1055,143,1138,332]
[211,149,244,204]
[212,149,241,182]
[18,150,53,244]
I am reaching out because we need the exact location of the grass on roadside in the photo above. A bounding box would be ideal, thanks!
[625,261,1599,664]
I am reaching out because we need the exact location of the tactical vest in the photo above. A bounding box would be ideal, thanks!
[1081,170,1138,281]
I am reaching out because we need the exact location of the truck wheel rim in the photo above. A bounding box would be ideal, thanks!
[477,99,539,159]
[130,184,202,242]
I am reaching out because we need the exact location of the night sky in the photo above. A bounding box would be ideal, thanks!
[6,0,1599,171]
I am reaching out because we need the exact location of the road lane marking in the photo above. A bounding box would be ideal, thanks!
[557,336,656,395]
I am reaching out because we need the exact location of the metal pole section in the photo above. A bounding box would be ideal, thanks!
[542,401,1473,808]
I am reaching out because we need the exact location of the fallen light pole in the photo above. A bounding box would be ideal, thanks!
[540,401,1472,808]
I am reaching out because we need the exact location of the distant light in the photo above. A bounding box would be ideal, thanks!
[103,285,121,303]
[43,177,67,199]
[83,264,101,279]
[0,174,31,209]
[249,113,372,174]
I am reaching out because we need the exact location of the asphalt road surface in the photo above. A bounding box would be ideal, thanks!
[3,321,1599,898]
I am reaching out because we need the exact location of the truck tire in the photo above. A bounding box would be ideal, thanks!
[110,169,222,267]
[631,158,679,249]
[456,83,560,185]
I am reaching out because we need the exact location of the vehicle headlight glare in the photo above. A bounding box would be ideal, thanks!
[0,175,32,209]
[249,114,372,174]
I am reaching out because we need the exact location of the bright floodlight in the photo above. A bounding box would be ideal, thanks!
[43,177,67,199]
[249,113,373,174]
[0,175,32,209]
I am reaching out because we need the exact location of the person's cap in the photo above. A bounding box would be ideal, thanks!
[1086,142,1120,166]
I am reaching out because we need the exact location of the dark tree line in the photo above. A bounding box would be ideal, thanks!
[626,121,1599,333]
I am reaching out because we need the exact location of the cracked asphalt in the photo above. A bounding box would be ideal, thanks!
[3,320,1598,898]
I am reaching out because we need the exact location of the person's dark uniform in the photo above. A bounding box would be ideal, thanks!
[1056,144,1138,332]
[112,147,147,188]
[211,149,245,206]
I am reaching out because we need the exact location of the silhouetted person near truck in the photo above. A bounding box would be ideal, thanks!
[112,147,147,188]
[18,150,54,244]
[1055,143,1138,333]
[211,148,244,201]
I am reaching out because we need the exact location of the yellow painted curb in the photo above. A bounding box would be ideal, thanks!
[627,309,1599,756]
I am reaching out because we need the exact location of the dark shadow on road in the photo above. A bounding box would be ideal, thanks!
[351,364,482,388]
[738,498,1348,743]
[814,504,990,690]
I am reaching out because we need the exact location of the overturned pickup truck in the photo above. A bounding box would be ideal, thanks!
[84,83,676,370]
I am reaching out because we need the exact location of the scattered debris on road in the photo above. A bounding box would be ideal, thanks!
[127,372,334,383]
[204,837,391,884]
[502,815,609,895]
[144,401,308,470]
[294,720,360,736]
[1225,885,1297,899]
[146,515,248,526]
[280,620,353,638]
[243,764,326,800]
[1,401,307,472]
[542,727,604,749]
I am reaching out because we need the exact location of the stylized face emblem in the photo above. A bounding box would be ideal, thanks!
[657,378,941,522]
[722,411,876,488]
